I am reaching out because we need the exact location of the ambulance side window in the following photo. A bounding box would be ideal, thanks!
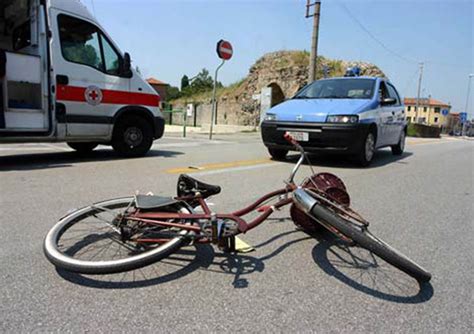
[58,15,103,71]
[101,35,120,76]
[58,15,122,76]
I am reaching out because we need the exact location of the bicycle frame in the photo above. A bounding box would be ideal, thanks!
[124,133,311,245]
[127,185,296,244]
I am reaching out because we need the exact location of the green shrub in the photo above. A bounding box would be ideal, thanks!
[407,123,418,137]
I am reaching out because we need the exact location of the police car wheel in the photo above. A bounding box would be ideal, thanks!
[391,131,405,155]
[356,132,375,167]
[268,148,288,160]
[112,116,153,157]
[67,142,98,153]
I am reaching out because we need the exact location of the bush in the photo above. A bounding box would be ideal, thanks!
[407,123,441,138]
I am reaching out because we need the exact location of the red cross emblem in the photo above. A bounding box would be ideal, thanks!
[84,86,103,106]
[88,90,99,100]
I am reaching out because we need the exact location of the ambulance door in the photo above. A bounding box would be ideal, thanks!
[50,11,129,138]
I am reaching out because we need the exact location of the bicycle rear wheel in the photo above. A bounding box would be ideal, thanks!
[44,197,193,274]
[309,204,431,282]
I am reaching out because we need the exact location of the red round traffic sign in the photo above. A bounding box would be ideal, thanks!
[216,40,233,60]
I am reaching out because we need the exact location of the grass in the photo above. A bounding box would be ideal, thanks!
[169,78,246,104]
[291,51,309,67]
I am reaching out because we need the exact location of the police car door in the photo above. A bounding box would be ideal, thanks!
[386,82,404,144]
[50,12,129,138]
[377,81,394,147]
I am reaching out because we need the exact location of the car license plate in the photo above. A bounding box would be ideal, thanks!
[286,131,309,142]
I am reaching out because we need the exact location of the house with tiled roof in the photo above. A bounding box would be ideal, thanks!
[404,97,451,126]
[146,77,169,102]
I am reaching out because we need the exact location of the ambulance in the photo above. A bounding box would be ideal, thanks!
[0,0,164,156]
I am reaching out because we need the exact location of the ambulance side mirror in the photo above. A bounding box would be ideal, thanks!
[121,52,133,78]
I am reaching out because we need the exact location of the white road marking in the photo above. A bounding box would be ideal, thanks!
[163,136,232,144]
[151,141,229,149]
[40,143,71,152]
[0,139,229,152]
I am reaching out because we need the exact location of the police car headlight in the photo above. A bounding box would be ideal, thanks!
[326,115,359,123]
[264,113,277,121]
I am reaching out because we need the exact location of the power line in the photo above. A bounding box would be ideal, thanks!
[337,1,417,64]
[337,2,470,70]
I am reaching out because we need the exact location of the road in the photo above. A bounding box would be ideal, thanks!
[0,133,472,333]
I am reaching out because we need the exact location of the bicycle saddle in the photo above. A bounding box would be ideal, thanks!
[135,194,178,210]
[177,174,221,199]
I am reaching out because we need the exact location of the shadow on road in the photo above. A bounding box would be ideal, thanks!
[0,148,183,172]
[56,230,305,290]
[310,231,434,304]
[57,244,215,289]
[284,150,413,169]
[56,228,433,303]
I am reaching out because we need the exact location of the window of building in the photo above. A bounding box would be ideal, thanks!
[407,106,411,111]
[434,117,438,123]
[434,107,440,113]
[423,107,427,112]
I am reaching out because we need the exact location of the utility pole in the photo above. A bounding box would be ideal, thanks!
[462,73,474,135]
[415,62,424,123]
[306,0,321,83]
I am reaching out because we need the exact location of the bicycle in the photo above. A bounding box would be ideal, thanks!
[44,133,431,282]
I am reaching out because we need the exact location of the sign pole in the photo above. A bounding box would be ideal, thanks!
[210,39,233,140]
[209,59,225,140]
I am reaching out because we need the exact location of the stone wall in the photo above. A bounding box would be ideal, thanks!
[171,50,386,127]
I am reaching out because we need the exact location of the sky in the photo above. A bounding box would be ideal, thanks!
[84,0,473,117]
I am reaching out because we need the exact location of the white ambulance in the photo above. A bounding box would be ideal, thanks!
[0,0,165,156]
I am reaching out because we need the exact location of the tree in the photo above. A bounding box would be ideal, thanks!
[166,86,181,101]
[190,68,214,91]
[181,68,222,96]
[181,75,189,90]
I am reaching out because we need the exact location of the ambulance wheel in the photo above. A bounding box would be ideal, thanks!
[268,148,288,160]
[67,142,98,153]
[112,115,153,157]
[356,131,376,167]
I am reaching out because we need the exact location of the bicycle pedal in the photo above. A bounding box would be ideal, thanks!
[234,237,255,253]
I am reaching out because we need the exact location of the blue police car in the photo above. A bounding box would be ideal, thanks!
[260,70,406,166]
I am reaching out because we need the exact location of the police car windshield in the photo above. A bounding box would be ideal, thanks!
[294,78,375,99]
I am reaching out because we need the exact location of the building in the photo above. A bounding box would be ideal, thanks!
[404,97,451,126]
[146,77,169,102]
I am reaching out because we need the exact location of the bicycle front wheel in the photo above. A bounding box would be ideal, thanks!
[44,197,193,274]
[309,204,432,282]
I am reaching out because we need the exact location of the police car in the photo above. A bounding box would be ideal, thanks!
[260,68,406,166]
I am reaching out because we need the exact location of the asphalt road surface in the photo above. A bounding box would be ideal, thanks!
[0,133,472,333]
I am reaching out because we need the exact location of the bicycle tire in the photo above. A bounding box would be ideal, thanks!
[309,204,432,282]
[44,197,193,274]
